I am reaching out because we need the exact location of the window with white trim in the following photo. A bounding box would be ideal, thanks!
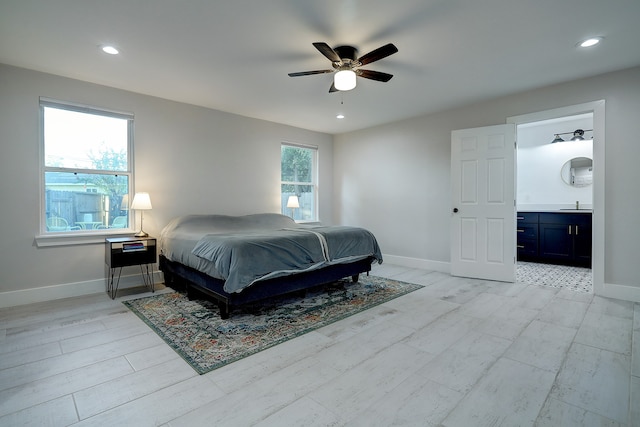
[41,99,133,234]
[281,143,318,222]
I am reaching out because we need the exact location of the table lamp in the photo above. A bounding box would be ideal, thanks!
[287,195,299,219]
[131,192,152,237]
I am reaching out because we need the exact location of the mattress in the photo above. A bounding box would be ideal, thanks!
[160,213,382,293]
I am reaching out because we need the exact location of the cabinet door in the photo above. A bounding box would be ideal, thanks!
[517,238,538,259]
[573,224,592,266]
[517,213,539,261]
[517,212,539,224]
[539,223,572,261]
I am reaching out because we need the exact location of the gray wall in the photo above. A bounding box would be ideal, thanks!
[333,66,640,289]
[2,62,638,304]
[0,64,333,300]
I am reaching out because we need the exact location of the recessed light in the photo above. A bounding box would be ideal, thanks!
[101,45,119,55]
[336,114,345,119]
[578,37,603,48]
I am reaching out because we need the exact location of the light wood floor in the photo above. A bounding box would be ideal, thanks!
[0,264,638,426]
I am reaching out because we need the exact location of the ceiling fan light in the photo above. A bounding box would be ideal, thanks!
[334,69,356,91]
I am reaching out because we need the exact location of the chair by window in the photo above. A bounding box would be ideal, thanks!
[46,217,80,231]
[111,215,128,229]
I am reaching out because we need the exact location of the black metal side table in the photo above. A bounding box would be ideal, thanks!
[105,237,157,299]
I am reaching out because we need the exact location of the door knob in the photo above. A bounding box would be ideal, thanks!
[453,208,459,213]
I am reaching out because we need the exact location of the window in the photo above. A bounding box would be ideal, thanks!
[41,99,133,234]
[281,143,317,222]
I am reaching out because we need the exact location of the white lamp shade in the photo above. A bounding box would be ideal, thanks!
[334,69,356,91]
[130,192,152,210]
[286,195,300,208]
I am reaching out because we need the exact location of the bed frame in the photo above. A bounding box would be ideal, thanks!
[159,254,374,319]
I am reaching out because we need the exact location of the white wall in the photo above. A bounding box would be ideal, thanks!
[0,64,333,305]
[517,115,593,210]
[334,66,640,291]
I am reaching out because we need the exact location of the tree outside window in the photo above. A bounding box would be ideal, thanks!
[281,144,317,221]
[41,100,133,232]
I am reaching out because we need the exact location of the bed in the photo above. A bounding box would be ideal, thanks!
[158,213,383,318]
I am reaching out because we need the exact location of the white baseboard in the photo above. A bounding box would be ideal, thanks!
[382,254,450,274]
[4,264,637,308]
[599,282,640,303]
[382,255,640,303]
[0,271,163,309]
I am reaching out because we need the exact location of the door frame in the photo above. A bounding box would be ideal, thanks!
[507,100,605,296]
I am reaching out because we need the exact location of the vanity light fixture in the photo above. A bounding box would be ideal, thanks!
[570,129,586,141]
[550,129,593,143]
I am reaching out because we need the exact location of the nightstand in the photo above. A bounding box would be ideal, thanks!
[105,236,157,299]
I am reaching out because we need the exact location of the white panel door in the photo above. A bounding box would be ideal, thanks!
[451,124,516,282]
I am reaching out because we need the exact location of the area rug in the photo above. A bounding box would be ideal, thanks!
[123,275,422,374]
[516,261,592,293]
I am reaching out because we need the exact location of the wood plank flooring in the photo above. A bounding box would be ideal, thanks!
[0,264,637,426]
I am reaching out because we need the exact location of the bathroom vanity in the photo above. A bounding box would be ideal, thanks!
[517,211,592,267]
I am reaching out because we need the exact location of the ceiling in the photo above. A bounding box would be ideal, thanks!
[1,0,639,135]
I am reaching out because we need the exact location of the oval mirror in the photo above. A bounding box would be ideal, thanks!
[560,157,593,187]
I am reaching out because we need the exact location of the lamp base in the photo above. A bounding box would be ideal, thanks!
[134,230,149,237]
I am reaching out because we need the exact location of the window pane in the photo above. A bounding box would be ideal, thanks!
[44,107,128,171]
[281,184,315,221]
[281,145,312,183]
[45,172,129,230]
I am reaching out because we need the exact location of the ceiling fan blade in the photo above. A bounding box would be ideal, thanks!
[288,69,334,77]
[356,69,394,82]
[313,42,341,62]
[357,43,398,66]
[329,82,339,93]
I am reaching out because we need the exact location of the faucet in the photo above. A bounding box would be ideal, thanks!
[576,201,579,210]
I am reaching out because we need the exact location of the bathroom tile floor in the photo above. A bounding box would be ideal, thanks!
[517,261,592,293]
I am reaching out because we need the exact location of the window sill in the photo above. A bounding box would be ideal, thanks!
[35,230,136,247]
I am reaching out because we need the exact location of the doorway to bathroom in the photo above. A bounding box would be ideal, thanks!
[509,101,603,294]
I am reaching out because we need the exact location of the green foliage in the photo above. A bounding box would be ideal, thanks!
[281,145,312,194]
[89,146,128,172]
[78,147,129,217]
[82,148,128,196]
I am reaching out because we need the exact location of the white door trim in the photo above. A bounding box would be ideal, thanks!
[507,100,605,297]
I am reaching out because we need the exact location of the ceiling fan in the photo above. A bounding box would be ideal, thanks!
[288,42,398,92]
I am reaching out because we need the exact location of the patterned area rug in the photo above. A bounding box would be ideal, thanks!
[516,261,592,293]
[124,276,422,374]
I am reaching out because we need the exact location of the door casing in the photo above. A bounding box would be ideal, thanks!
[507,100,605,295]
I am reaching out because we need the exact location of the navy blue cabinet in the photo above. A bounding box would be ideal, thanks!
[518,212,591,267]
[516,213,538,260]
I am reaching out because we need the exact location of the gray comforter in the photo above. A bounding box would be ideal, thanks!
[160,214,382,294]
